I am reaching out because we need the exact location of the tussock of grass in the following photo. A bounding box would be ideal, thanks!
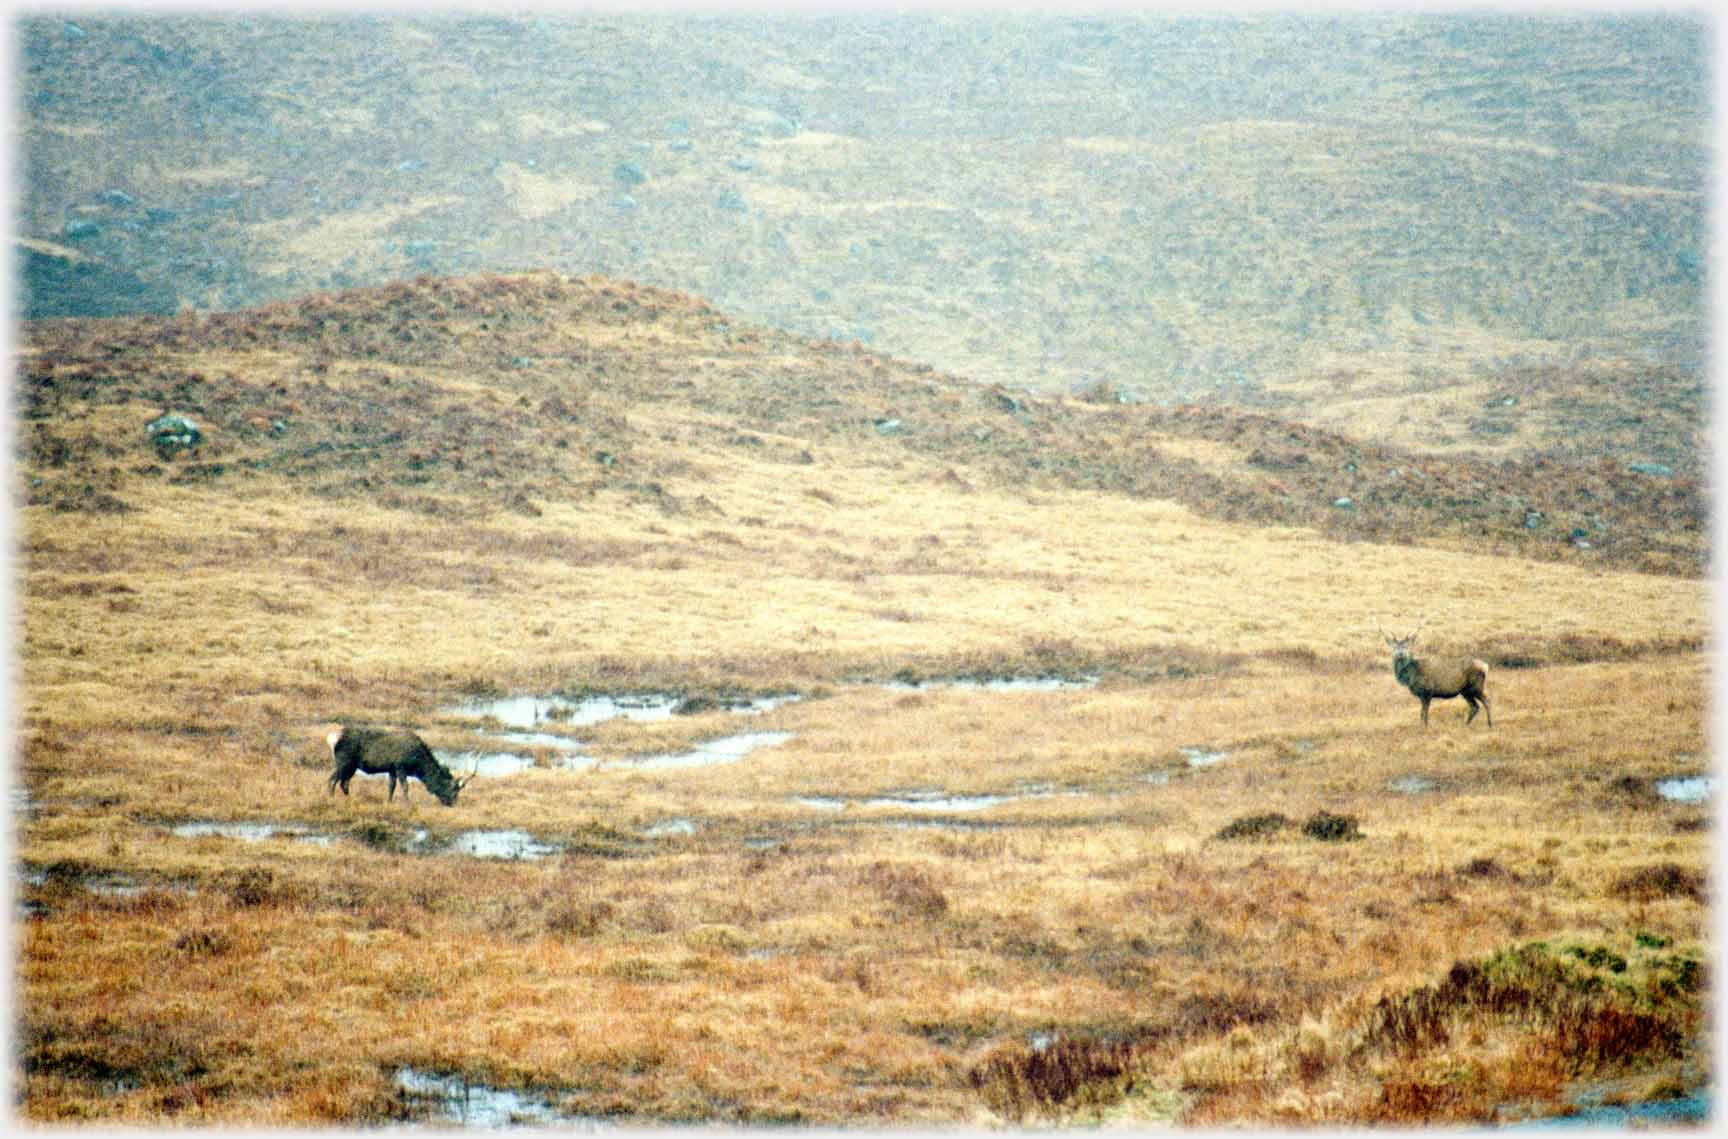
[1301,811,1361,842]
[969,1034,1141,1121]
[1216,812,1294,840]
[860,861,950,918]
[1355,941,1697,1092]
[1214,810,1360,842]
[1612,863,1706,903]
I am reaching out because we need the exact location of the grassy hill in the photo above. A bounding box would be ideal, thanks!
[13,273,1710,1124]
[17,12,1711,447]
[19,271,1707,590]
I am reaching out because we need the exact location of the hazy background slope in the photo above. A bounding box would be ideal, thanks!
[16,12,1711,449]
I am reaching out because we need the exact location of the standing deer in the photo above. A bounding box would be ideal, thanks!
[1379,621,1493,728]
[326,724,476,805]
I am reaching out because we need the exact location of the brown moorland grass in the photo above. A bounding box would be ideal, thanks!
[17,658,1710,1125]
[13,274,1710,1126]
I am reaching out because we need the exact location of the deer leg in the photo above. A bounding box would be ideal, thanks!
[1420,697,1431,726]
[1480,692,1492,728]
[387,773,398,802]
[329,765,354,795]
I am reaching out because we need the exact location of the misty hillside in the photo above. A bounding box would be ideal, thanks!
[18,271,1706,579]
[17,12,1711,439]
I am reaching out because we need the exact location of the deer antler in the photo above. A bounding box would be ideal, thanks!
[1377,616,1426,643]
[455,753,479,790]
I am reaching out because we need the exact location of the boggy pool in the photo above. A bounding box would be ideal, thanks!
[165,819,569,862]
[443,691,799,775]
[393,1067,612,1129]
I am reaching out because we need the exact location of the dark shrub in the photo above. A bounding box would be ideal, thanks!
[1612,863,1705,902]
[1605,775,1650,799]
[174,928,231,956]
[1457,857,1512,880]
[1303,811,1361,842]
[1215,812,1292,840]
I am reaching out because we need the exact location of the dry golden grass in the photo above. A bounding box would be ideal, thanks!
[18,429,1705,711]
[13,274,1710,1126]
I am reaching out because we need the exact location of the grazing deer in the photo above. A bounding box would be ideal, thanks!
[1379,621,1492,728]
[326,724,476,805]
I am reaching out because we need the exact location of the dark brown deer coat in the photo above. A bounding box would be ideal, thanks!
[326,725,471,805]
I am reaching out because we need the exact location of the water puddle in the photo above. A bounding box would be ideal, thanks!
[447,692,673,729]
[170,820,335,845]
[796,783,1085,814]
[24,868,135,894]
[1180,746,1229,768]
[1390,775,1438,794]
[492,731,592,753]
[83,874,151,897]
[624,731,793,771]
[446,692,799,776]
[444,750,535,778]
[1655,776,1715,803]
[20,869,196,915]
[1142,770,1173,786]
[394,1067,602,1128]
[163,818,564,861]
[866,791,1013,812]
[645,818,698,838]
[728,694,800,715]
[454,679,1089,735]
[885,817,1004,832]
[445,748,597,777]
[446,680,1095,782]
[448,692,793,730]
[442,829,563,861]
[882,674,1099,693]
[1504,1091,1709,1128]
